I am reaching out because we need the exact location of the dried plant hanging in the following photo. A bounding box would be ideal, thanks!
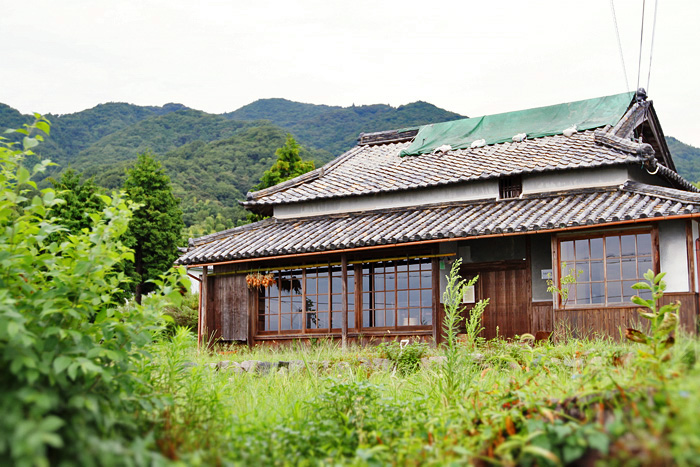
[246,272,275,290]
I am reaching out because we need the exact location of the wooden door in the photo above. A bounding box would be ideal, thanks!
[462,264,530,340]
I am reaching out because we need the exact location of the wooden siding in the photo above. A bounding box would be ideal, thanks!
[554,292,697,340]
[530,302,554,335]
[479,268,530,339]
[202,264,251,342]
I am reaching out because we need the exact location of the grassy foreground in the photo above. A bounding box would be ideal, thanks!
[140,329,700,466]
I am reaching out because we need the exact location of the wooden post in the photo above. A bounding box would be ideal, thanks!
[200,266,208,347]
[341,254,348,349]
[432,257,440,346]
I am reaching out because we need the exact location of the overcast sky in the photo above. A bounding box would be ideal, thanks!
[2,0,699,147]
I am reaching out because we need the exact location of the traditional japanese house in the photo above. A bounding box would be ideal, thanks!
[177,90,700,346]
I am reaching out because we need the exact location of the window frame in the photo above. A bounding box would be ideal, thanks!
[554,227,658,309]
[360,258,433,331]
[257,265,356,335]
[499,175,522,199]
[255,256,435,336]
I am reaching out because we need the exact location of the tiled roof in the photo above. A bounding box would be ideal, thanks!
[243,130,647,208]
[179,181,700,265]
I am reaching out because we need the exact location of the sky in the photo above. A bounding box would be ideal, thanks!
[2,0,699,147]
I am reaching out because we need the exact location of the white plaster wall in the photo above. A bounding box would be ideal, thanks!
[521,167,628,195]
[274,180,498,218]
[659,219,689,292]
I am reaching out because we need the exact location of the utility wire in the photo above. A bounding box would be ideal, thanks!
[646,0,659,93]
[636,0,646,92]
[610,0,630,92]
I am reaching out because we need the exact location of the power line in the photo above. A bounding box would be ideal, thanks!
[609,0,630,92]
[636,0,646,92]
[646,0,659,93]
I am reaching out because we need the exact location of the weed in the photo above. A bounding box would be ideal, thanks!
[626,270,680,375]
[547,262,582,308]
[440,258,489,401]
[379,340,428,375]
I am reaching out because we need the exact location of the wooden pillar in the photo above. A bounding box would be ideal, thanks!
[431,257,440,346]
[200,266,208,347]
[686,220,695,293]
[341,254,348,349]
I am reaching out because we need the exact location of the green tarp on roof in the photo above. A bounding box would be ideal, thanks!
[399,92,635,157]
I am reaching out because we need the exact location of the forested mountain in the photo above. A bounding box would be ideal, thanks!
[40,102,187,166]
[71,110,297,178]
[0,99,466,233]
[89,122,328,234]
[225,99,465,156]
[666,137,700,184]
[3,97,700,237]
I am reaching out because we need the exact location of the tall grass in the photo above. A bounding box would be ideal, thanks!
[136,325,700,465]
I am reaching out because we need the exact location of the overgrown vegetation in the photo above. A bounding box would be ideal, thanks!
[0,116,190,465]
[134,325,700,465]
[626,270,681,377]
[378,340,428,375]
[162,292,199,336]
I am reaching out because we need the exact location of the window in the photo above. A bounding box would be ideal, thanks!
[257,256,433,335]
[499,175,522,199]
[362,258,432,329]
[258,265,354,334]
[558,231,653,306]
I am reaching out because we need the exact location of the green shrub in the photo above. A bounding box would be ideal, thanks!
[0,117,190,465]
[379,340,428,375]
[163,291,199,336]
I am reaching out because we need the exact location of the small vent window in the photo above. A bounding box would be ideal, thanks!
[499,176,522,199]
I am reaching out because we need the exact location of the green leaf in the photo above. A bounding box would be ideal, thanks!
[35,121,50,136]
[17,166,30,185]
[522,445,561,465]
[586,430,609,454]
[636,311,656,320]
[656,312,679,337]
[67,362,78,381]
[562,444,585,464]
[40,416,65,432]
[630,296,651,308]
[23,136,39,150]
[53,356,72,374]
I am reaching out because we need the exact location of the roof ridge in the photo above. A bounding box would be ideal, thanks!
[622,179,700,200]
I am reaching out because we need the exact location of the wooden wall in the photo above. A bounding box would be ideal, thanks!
[530,302,554,335]
[553,292,697,340]
[203,264,252,342]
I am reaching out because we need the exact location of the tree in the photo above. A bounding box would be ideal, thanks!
[255,134,315,191]
[48,168,106,235]
[123,152,184,303]
[247,135,315,223]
